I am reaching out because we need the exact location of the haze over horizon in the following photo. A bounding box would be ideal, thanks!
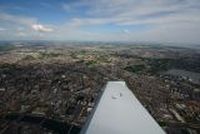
[0,0,200,44]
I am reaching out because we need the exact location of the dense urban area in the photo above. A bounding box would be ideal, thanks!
[0,41,199,134]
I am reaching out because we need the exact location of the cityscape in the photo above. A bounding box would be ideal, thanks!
[0,41,199,133]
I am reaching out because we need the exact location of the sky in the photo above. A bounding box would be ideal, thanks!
[0,0,200,44]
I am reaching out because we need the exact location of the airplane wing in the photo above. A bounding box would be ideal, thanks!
[81,81,165,134]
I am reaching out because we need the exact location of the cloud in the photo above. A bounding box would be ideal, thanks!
[0,27,6,31]
[63,0,200,26]
[62,4,72,11]
[0,13,54,33]
[0,0,200,43]
[32,24,53,32]
[0,12,54,40]
[0,13,37,26]
[17,32,27,37]
[122,29,130,34]
[58,0,200,43]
